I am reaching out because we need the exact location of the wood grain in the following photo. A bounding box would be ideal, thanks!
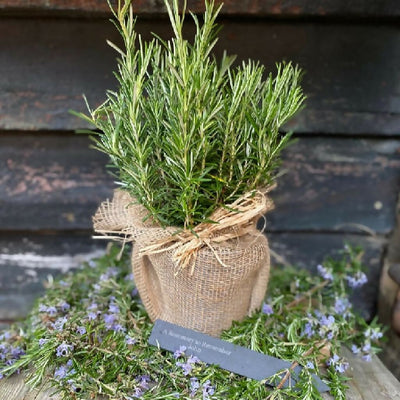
[0,0,398,18]
[2,133,399,234]
[0,19,399,134]
[0,233,106,320]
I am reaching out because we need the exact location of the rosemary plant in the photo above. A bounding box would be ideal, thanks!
[74,0,305,229]
[0,245,384,399]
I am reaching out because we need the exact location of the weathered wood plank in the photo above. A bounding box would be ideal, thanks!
[0,19,399,134]
[0,133,112,230]
[1,349,399,399]
[269,138,400,234]
[0,233,106,320]
[0,0,399,18]
[1,134,399,234]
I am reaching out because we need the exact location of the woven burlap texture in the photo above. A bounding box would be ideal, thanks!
[93,189,271,337]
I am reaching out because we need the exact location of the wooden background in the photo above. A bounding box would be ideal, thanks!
[0,1,399,327]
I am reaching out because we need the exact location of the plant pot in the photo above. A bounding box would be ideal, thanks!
[94,190,270,337]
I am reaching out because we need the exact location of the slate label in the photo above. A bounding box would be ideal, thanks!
[148,319,329,392]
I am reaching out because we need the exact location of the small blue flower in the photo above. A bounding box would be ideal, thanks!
[109,303,120,314]
[190,377,200,397]
[346,271,368,288]
[54,365,68,380]
[362,353,372,362]
[87,311,98,321]
[52,316,68,331]
[46,306,58,316]
[173,345,187,359]
[103,314,117,328]
[125,335,136,345]
[38,338,48,348]
[202,380,215,399]
[306,361,315,370]
[59,301,70,312]
[317,264,333,281]
[303,322,315,338]
[76,326,86,335]
[334,297,351,315]
[351,344,360,354]
[262,303,273,315]
[111,324,126,333]
[56,343,74,357]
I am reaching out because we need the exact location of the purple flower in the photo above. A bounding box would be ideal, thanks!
[125,273,134,281]
[87,311,98,321]
[125,335,136,345]
[262,303,273,315]
[306,361,315,370]
[317,264,333,281]
[59,280,70,287]
[103,314,117,328]
[76,326,86,335]
[334,297,351,315]
[190,377,200,397]
[131,387,144,398]
[46,306,58,316]
[54,365,68,380]
[320,314,335,327]
[56,343,74,357]
[362,353,372,362]
[109,303,120,314]
[38,304,48,313]
[335,362,349,374]
[346,271,368,288]
[327,354,348,374]
[303,322,314,338]
[38,338,48,348]
[327,354,340,367]
[202,380,215,399]
[131,288,139,297]
[174,346,187,359]
[52,316,68,331]
[0,331,11,341]
[136,375,151,389]
[362,342,371,353]
[10,346,25,358]
[111,324,126,333]
[93,284,101,291]
[59,302,70,312]
[351,344,360,354]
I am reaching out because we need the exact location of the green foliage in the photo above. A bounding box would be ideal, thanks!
[74,0,305,229]
[0,245,384,399]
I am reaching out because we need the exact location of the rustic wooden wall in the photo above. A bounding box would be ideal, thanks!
[0,1,399,326]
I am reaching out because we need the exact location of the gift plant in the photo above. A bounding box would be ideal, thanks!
[75,0,305,336]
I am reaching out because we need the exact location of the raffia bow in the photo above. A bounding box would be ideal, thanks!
[93,188,274,274]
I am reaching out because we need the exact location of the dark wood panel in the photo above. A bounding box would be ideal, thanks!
[0,19,399,134]
[0,0,399,18]
[268,138,400,234]
[0,233,107,320]
[0,133,113,230]
[1,134,399,233]
[0,232,383,321]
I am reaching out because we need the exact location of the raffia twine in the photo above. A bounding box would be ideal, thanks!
[93,188,274,274]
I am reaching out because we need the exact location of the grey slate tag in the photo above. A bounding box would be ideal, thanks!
[149,319,329,392]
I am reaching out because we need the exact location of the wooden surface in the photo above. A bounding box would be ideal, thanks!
[0,0,399,18]
[0,19,399,134]
[1,348,399,399]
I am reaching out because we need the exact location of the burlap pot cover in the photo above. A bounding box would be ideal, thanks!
[94,190,270,337]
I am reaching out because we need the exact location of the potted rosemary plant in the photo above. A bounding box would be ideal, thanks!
[76,0,305,336]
